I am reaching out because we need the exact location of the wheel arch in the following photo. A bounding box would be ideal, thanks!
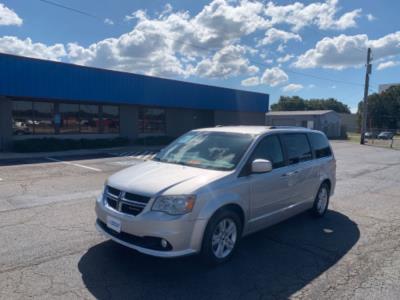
[321,178,331,193]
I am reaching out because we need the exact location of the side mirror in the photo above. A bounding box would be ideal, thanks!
[251,159,273,173]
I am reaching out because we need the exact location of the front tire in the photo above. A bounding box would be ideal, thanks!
[201,209,242,265]
[311,183,330,217]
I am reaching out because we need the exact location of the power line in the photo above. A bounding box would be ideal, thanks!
[162,35,372,89]
[37,0,101,20]
[35,0,373,89]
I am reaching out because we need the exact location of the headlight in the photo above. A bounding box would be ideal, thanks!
[152,195,196,215]
[99,185,107,203]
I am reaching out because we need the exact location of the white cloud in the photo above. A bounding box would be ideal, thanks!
[260,67,288,86]
[282,83,303,92]
[241,67,289,87]
[366,14,376,21]
[258,28,301,46]
[0,3,22,26]
[69,0,271,77]
[125,0,268,54]
[0,0,369,82]
[192,44,259,78]
[308,84,316,88]
[241,76,260,86]
[264,0,362,31]
[276,44,286,53]
[104,18,114,25]
[277,54,294,63]
[294,32,400,69]
[0,36,66,61]
[376,60,400,71]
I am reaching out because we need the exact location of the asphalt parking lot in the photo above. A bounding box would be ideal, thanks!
[1,142,400,299]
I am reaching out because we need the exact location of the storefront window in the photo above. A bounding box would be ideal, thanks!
[138,107,166,134]
[12,101,34,135]
[80,104,100,133]
[12,101,120,136]
[33,102,55,134]
[102,105,119,133]
[59,103,80,134]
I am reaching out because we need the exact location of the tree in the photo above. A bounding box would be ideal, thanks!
[270,96,306,111]
[357,85,400,130]
[270,96,351,113]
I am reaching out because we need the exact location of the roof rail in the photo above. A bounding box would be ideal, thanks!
[269,126,307,129]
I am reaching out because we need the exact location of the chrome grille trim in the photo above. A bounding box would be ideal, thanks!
[105,186,151,216]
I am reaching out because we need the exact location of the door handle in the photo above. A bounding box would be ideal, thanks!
[282,170,299,177]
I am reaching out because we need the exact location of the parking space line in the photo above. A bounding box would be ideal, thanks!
[46,157,102,172]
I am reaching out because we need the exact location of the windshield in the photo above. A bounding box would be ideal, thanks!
[153,131,254,171]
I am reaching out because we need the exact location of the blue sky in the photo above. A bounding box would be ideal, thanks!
[1,0,399,112]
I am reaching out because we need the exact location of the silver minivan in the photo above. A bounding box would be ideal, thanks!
[96,126,336,264]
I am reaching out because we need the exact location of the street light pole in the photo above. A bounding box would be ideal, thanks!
[360,47,372,145]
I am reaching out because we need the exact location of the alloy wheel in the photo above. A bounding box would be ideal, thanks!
[211,218,237,259]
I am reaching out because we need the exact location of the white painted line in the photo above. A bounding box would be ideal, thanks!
[0,178,3,181]
[46,157,102,172]
[137,151,149,159]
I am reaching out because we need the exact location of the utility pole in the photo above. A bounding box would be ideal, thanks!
[360,47,372,145]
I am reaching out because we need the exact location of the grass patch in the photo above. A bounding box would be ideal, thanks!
[347,132,360,143]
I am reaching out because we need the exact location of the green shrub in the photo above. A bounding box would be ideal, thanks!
[13,137,129,153]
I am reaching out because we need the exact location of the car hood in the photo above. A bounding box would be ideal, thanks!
[106,160,229,196]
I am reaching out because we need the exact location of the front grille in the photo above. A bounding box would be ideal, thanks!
[105,186,151,216]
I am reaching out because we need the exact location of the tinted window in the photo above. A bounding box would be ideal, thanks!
[309,133,332,158]
[250,135,285,168]
[80,104,100,133]
[138,107,166,134]
[33,102,55,134]
[12,101,34,135]
[102,105,120,133]
[281,134,312,164]
[59,103,80,134]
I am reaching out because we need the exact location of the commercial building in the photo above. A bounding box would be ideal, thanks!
[0,53,269,151]
[265,110,342,138]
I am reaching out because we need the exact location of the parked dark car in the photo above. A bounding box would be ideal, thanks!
[377,131,395,140]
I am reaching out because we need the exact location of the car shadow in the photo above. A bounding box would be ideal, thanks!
[78,210,359,299]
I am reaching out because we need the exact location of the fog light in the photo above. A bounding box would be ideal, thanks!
[161,239,168,248]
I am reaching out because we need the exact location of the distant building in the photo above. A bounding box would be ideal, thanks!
[379,83,400,93]
[265,110,341,138]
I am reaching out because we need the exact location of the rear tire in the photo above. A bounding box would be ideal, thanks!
[311,183,330,217]
[201,209,242,265]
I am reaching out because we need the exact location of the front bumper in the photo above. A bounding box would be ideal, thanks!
[95,198,207,258]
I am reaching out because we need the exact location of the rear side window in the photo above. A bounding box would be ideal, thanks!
[281,134,312,165]
[308,133,332,158]
[250,135,285,168]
